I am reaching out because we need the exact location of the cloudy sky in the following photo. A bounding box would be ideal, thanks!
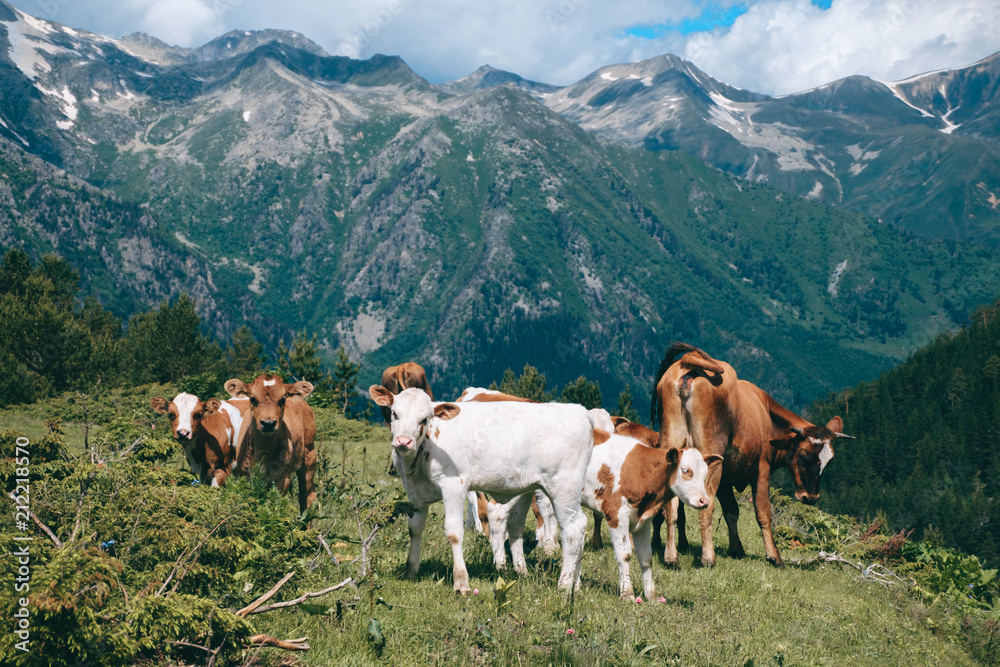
[11,0,1000,95]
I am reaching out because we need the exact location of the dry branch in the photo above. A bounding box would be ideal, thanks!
[243,577,355,615]
[236,571,296,617]
[156,516,231,596]
[248,634,310,651]
[790,550,910,588]
[7,491,62,548]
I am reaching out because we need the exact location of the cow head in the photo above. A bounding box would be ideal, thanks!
[369,386,460,454]
[668,448,723,510]
[225,375,314,434]
[151,393,221,442]
[773,416,854,505]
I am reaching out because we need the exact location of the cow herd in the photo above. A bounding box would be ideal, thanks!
[150,343,853,600]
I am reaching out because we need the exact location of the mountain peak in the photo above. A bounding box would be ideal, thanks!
[440,64,557,95]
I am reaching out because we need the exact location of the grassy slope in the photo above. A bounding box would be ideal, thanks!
[1,394,980,666]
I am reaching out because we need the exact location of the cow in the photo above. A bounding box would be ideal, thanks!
[368,386,594,593]
[581,429,720,599]
[379,362,433,423]
[151,392,243,487]
[224,374,318,513]
[651,343,853,567]
[590,417,662,549]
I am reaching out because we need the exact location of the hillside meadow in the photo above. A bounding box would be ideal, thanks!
[1,384,997,666]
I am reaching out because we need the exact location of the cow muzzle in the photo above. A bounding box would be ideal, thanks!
[176,429,192,441]
[393,435,415,451]
[692,496,710,510]
[795,490,819,505]
[259,419,278,432]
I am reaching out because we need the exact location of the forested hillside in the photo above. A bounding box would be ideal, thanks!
[811,299,1000,567]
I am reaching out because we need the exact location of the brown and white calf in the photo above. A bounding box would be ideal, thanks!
[651,343,853,567]
[590,417,663,548]
[151,393,244,487]
[225,374,318,513]
[582,430,720,599]
[369,386,594,594]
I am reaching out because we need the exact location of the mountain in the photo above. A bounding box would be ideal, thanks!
[440,64,558,95]
[2,0,1000,412]
[531,53,1000,245]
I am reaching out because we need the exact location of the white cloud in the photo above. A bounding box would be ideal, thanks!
[676,0,1000,94]
[9,0,1000,93]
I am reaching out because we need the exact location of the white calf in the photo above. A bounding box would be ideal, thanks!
[370,386,593,593]
[583,431,720,600]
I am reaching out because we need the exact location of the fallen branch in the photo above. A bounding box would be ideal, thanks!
[236,571,295,618]
[243,577,355,615]
[7,491,62,548]
[248,634,310,651]
[790,551,909,588]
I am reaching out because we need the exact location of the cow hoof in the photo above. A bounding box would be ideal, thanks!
[768,558,784,568]
[662,560,679,571]
[729,547,746,559]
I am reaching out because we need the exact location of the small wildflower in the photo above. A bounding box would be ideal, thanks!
[566,629,575,635]
[473,588,479,595]
[658,596,666,603]
[635,596,643,604]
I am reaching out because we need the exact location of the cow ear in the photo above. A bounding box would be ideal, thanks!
[770,433,799,450]
[286,381,314,399]
[204,398,221,413]
[369,385,394,407]
[151,397,169,414]
[665,447,680,465]
[704,454,724,466]
[610,415,632,427]
[825,416,855,440]
[593,429,610,445]
[433,403,461,421]
[225,379,249,398]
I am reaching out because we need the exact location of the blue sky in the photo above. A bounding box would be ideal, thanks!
[8,0,1000,95]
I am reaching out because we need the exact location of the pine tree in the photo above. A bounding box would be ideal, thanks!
[561,375,602,409]
[614,384,640,422]
[331,345,360,415]
[495,364,555,402]
[224,326,266,380]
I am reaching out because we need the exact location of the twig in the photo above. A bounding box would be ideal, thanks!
[243,577,355,615]
[7,491,62,548]
[156,516,231,596]
[236,571,296,617]
[248,634,310,651]
[166,639,224,666]
[789,551,908,588]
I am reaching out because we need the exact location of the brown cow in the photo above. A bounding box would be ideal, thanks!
[225,374,318,512]
[151,392,243,487]
[651,343,853,567]
[379,362,433,423]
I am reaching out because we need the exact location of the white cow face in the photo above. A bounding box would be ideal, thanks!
[151,392,221,442]
[369,386,460,453]
[669,448,721,510]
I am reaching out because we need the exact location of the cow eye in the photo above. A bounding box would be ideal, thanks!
[167,414,176,421]
[278,398,286,407]
[391,410,398,421]
[250,397,259,407]
[419,417,429,426]
[681,467,690,475]
[193,413,202,420]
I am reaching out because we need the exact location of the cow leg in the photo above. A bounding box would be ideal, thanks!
[609,507,635,600]
[297,461,317,513]
[506,494,533,576]
[716,483,745,558]
[675,501,689,551]
[698,503,717,567]
[487,497,511,571]
[752,468,783,567]
[405,506,428,579]
[442,488,472,593]
[465,491,483,534]
[663,496,679,568]
[545,488,588,591]
[477,493,491,538]
[210,466,228,488]
[533,491,560,557]
[590,510,604,549]
[633,519,656,602]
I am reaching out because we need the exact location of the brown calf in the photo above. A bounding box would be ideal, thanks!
[225,374,318,512]
[651,343,852,566]
[379,362,433,423]
[151,392,240,487]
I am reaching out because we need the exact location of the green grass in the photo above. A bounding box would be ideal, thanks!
[1,389,990,666]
